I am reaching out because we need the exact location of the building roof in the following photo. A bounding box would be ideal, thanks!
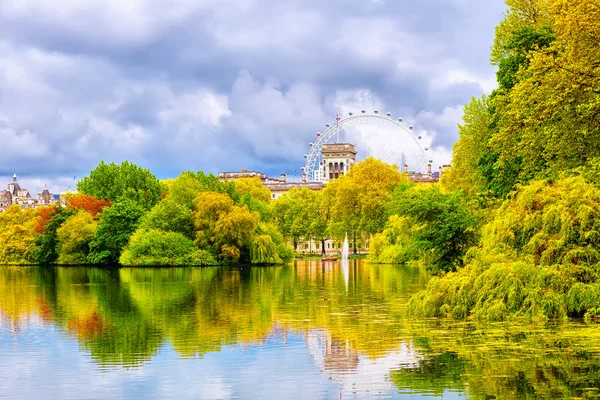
[263,182,325,191]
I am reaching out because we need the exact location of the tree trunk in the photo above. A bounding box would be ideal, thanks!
[353,232,358,255]
[321,238,326,255]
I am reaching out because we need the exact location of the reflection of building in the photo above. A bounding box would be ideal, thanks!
[305,329,423,398]
[0,174,60,212]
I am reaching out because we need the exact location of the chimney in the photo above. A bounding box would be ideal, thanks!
[280,173,286,183]
[427,163,432,175]
[403,164,409,173]
[302,173,307,183]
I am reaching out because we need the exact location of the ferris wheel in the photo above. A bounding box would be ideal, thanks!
[302,110,430,182]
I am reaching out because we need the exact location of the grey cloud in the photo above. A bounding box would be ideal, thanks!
[0,0,506,193]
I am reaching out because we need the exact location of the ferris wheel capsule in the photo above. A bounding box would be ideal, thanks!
[361,110,366,114]
[309,142,314,147]
[424,148,429,151]
[304,154,308,158]
[409,125,414,130]
[386,112,391,117]
[418,136,422,139]
[300,167,305,170]
[325,123,330,128]
[374,110,379,114]
[398,118,403,122]
[349,112,353,116]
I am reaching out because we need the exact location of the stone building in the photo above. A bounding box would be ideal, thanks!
[0,174,60,212]
[320,143,357,183]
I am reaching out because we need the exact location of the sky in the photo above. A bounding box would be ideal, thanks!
[0,0,507,194]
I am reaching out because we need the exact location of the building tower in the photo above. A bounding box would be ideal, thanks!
[321,143,357,183]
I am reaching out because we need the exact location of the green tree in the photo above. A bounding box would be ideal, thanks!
[77,161,162,210]
[120,229,216,266]
[192,192,259,263]
[408,177,600,322]
[33,207,77,265]
[87,199,146,264]
[138,198,194,240]
[385,185,478,273]
[167,171,240,209]
[272,188,315,250]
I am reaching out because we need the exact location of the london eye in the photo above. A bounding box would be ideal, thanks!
[302,111,429,182]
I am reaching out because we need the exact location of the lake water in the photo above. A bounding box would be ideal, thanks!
[1,260,600,399]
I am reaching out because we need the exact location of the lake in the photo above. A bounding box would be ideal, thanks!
[1,260,599,399]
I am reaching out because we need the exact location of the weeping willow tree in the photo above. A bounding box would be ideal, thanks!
[408,177,600,323]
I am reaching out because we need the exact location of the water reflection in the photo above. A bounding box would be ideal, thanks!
[1,261,600,399]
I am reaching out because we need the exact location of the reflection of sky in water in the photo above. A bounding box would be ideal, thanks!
[0,316,463,400]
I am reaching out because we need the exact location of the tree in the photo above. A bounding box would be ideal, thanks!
[272,188,315,250]
[386,185,477,273]
[192,192,259,263]
[120,229,216,266]
[408,177,600,322]
[77,161,162,210]
[66,194,111,217]
[0,225,36,264]
[138,198,195,240]
[440,96,491,197]
[57,210,97,264]
[33,207,77,265]
[234,177,272,203]
[167,171,239,209]
[33,206,57,235]
[323,157,407,253]
[87,199,146,264]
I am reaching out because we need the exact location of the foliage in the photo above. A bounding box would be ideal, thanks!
[33,207,77,265]
[87,199,146,265]
[375,185,478,273]
[272,187,317,248]
[440,96,490,198]
[408,177,600,322]
[0,224,37,264]
[138,198,195,240]
[369,215,421,265]
[323,157,407,253]
[167,171,240,209]
[77,161,162,210]
[234,177,272,203]
[120,229,217,266]
[192,192,258,263]
[32,206,56,235]
[66,194,111,217]
[56,211,97,264]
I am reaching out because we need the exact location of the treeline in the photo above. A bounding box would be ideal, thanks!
[0,161,293,266]
[405,0,600,323]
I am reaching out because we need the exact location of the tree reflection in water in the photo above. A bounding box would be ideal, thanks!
[1,261,599,398]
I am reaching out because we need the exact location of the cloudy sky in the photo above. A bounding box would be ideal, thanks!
[0,0,506,193]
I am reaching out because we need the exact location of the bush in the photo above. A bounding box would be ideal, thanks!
[408,177,600,323]
[120,229,217,266]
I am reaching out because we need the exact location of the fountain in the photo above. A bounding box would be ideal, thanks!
[342,233,349,262]
[341,233,349,288]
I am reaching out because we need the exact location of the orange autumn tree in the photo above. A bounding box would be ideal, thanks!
[66,194,111,217]
[33,206,57,235]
